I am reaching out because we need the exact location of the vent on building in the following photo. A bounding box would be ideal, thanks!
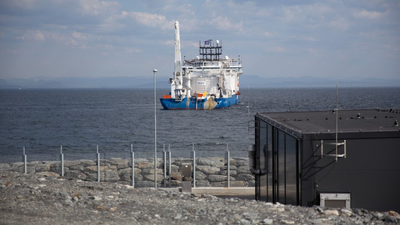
[320,193,351,209]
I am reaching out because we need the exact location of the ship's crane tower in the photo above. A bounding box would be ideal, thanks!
[171,21,183,99]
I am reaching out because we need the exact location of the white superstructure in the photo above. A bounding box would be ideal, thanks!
[169,21,243,101]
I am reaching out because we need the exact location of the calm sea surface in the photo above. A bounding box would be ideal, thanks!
[1,87,399,159]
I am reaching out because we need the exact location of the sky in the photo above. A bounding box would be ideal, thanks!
[0,0,399,81]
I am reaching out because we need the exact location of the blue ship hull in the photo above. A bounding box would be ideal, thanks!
[160,95,239,110]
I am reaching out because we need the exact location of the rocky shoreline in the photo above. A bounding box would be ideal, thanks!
[1,170,399,224]
[0,157,255,188]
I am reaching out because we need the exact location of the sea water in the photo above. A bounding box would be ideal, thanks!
[1,87,399,159]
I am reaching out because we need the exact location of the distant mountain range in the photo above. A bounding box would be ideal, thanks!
[0,77,165,89]
[240,75,400,88]
[1,75,399,89]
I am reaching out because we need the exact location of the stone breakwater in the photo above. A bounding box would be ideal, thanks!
[1,170,399,225]
[0,157,254,188]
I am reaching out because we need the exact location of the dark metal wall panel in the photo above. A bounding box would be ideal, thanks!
[311,138,400,212]
[255,112,400,211]
[300,140,318,207]
[259,120,268,202]
[255,118,261,200]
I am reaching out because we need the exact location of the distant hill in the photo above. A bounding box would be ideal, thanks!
[240,75,400,88]
[1,75,399,89]
[0,77,171,89]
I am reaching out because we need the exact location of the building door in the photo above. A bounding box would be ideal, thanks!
[271,128,298,205]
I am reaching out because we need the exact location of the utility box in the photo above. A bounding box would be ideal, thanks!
[320,193,351,209]
[181,164,192,178]
[181,164,192,192]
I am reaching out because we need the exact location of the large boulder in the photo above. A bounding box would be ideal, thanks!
[63,160,80,167]
[220,170,238,176]
[0,163,10,170]
[36,171,60,178]
[210,181,228,187]
[10,162,36,174]
[169,172,182,181]
[86,171,120,182]
[65,171,87,180]
[118,168,142,181]
[120,173,143,182]
[134,173,143,181]
[134,181,154,188]
[35,163,51,172]
[196,157,224,167]
[143,174,164,182]
[161,178,179,187]
[170,165,179,173]
[108,158,129,169]
[67,165,85,172]
[196,165,220,174]
[208,175,228,182]
[78,160,96,167]
[237,166,250,174]
[234,158,249,166]
[236,174,254,181]
[85,165,117,173]
[221,165,237,171]
[195,180,210,187]
[141,169,163,175]
[118,168,141,176]
[49,163,62,173]
[137,161,153,169]
[194,171,207,180]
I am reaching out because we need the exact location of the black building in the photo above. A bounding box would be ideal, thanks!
[251,109,400,212]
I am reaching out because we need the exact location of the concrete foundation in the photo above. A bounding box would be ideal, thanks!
[192,187,254,196]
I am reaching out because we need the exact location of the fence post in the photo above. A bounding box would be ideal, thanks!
[154,147,157,189]
[23,146,27,174]
[168,144,171,188]
[60,146,64,177]
[227,144,230,188]
[131,144,135,188]
[163,144,167,188]
[192,143,196,188]
[97,145,100,182]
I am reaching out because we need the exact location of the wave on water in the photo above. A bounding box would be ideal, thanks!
[1,88,399,158]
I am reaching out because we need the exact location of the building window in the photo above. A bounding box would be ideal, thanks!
[267,124,273,202]
[255,118,298,205]
[286,135,297,205]
[278,130,286,204]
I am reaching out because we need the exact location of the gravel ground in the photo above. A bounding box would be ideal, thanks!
[1,171,399,225]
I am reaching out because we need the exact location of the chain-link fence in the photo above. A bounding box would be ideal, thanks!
[0,144,254,188]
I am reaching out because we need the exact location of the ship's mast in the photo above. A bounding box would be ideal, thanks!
[172,21,183,98]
